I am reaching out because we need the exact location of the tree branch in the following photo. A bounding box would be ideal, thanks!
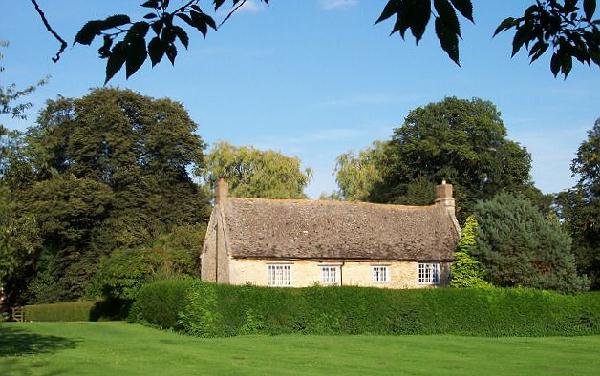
[219,0,249,29]
[31,0,67,63]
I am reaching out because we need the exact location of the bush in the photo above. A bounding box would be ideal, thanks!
[92,244,197,301]
[131,280,600,338]
[128,278,195,329]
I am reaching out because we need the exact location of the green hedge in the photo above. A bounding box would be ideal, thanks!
[23,300,129,322]
[128,278,194,329]
[132,280,600,337]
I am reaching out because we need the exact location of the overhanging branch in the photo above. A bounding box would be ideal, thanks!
[31,0,67,63]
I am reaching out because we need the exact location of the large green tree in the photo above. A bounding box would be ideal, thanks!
[202,141,311,199]
[472,192,588,293]
[25,1,600,81]
[334,141,389,201]
[3,88,211,304]
[556,118,600,289]
[369,97,535,218]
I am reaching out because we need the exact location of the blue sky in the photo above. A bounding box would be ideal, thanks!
[2,0,599,197]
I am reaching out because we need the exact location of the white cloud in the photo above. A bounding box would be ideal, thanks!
[237,0,265,13]
[320,0,358,10]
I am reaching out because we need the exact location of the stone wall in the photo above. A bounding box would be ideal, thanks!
[201,206,230,283]
[228,259,450,288]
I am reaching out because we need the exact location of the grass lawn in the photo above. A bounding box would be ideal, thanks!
[1,322,600,375]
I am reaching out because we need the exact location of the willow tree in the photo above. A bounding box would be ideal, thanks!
[202,141,311,199]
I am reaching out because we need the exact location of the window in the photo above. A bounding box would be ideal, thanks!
[321,266,338,284]
[268,264,291,286]
[372,266,389,283]
[418,263,440,284]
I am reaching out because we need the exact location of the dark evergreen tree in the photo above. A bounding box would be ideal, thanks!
[473,193,588,293]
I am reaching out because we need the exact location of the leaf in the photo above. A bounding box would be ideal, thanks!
[410,0,432,43]
[166,44,178,65]
[584,0,596,20]
[141,0,160,8]
[101,15,131,30]
[434,0,461,37]
[75,20,103,45]
[390,1,411,39]
[125,36,147,79]
[511,26,530,57]
[148,37,165,66]
[449,0,474,22]
[144,13,158,20]
[176,13,194,27]
[214,0,227,10]
[173,26,189,49]
[493,17,516,37]
[190,11,208,36]
[105,42,126,84]
[550,51,560,77]
[98,35,114,58]
[435,17,460,65]
[375,0,399,24]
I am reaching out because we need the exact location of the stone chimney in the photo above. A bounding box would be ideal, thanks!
[435,179,455,215]
[215,177,228,205]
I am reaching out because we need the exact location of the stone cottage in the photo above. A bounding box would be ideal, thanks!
[201,179,460,288]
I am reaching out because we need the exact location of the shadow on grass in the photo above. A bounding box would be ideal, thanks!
[0,325,77,357]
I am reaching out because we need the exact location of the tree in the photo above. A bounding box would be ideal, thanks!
[0,41,46,305]
[556,118,600,289]
[3,88,211,304]
[24,1,600,82]
[450,215,491,288]
[202,141,311,199]
[472,193,588,293]
[370,97,535,218]
[334,141,388,201]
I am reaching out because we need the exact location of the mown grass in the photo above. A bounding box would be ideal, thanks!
[1,322,600,375]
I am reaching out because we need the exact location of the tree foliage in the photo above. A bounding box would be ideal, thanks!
[472,193,588,293]
[334,141,388,201]
[23,1,600,80]
[368,97,534,218]
[2,88,211,305]
[450,215,491,288]
[556,118,600,289]
[202,141,311,199]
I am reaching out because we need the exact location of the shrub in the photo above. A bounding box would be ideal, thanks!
[92,245,196,301]
[450,215,492,288]
[128,277,195,329]
[132,280,600,338]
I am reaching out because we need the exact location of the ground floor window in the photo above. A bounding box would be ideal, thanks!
[418,262,440,284]
[372,266,389,283]
[320,266,338,284]
[268,264,291,286]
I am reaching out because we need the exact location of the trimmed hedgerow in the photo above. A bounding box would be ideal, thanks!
[128,277,195,329]
[23,300,129,322]
[24,301,97,322]
[131,280,600,337]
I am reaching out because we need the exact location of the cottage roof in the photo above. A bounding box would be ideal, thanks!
[219,198,459,261]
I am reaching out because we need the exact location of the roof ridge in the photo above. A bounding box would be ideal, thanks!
[226,197,440,211]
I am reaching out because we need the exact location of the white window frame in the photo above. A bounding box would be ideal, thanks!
[372,266,389,283]
[418,262,441,285]
[268,264,292,287]
[320,266,338,284]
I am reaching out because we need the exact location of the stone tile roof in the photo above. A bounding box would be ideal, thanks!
[220,198,459,261]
